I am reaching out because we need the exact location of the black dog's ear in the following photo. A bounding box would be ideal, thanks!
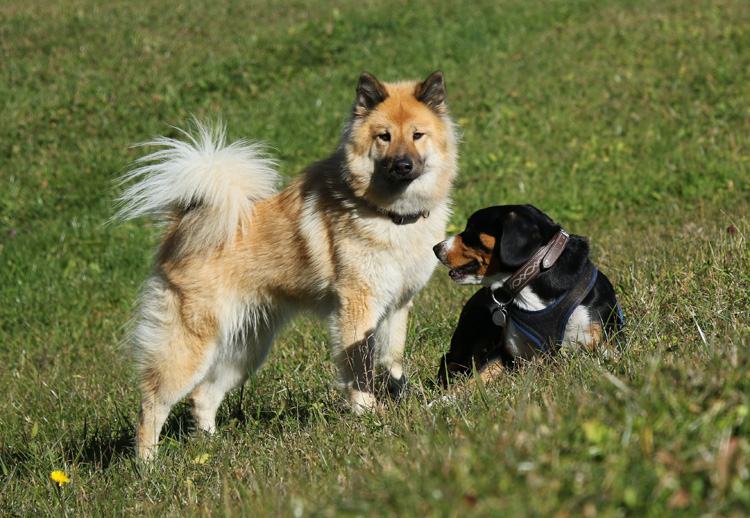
[354,72,388,116]
[498,209,545,267]
[415,71,446,113]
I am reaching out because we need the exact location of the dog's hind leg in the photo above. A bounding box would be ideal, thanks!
[133,278,220,461]
[135,334,217,461]
[189,370,244,435]
[374,303,411,399]
[189,320,277,434]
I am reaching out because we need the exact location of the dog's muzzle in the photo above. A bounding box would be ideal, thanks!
[385,157,422,182]
[433,240,447,264]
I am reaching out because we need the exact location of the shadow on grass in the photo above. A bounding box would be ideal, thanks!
[217,384,342,431]
[60,404,137,470]
[0,385,353,480]
[0,403,204,478]
[0,406,137,479]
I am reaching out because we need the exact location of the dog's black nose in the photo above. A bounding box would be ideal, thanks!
[433,243,442,258]
[390,158,413,178]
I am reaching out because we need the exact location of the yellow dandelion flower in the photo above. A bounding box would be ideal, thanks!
[50,470,70,486]
[193,453,210,465]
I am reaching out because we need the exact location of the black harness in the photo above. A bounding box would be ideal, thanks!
[486,228,600,353]
[503,262,598,353]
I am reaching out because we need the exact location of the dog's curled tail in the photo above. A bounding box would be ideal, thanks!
[114,119,280,254]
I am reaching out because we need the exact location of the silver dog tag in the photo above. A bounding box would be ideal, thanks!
[492,307,507,327]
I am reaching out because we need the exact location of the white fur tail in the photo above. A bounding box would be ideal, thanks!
[114,120,280,253]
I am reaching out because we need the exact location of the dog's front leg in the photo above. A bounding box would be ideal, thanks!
[375,302,411,400]
[329,299,379,413]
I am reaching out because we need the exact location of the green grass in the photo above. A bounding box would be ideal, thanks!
[1,0,749,515]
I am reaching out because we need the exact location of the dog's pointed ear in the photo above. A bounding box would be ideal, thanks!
[354,72,388,116]
[415,71,446,113]
[498,210,544,267]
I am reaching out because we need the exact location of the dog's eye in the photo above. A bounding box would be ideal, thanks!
[377,132,391,142]
[413,132,424,141]
[461,232,478,247]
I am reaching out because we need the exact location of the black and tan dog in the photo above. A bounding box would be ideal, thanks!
[433,204,624,389]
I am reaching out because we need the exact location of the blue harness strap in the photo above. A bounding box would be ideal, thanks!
[508,262,599,353]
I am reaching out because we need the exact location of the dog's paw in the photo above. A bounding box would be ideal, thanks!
[348,389,379,414]
[386,374,410,401]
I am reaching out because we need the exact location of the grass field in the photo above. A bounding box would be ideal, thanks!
[1,0,749,515]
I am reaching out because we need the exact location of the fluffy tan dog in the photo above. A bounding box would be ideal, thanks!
[116,72,458,460]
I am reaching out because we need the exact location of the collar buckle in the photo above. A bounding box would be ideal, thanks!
[387,209,430,225]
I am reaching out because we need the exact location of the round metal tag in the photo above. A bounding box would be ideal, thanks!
[492,308,507,327]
